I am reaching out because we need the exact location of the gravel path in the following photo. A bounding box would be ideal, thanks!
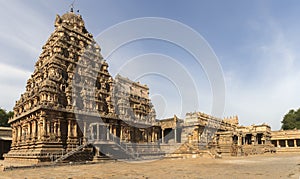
[0,153,299,179]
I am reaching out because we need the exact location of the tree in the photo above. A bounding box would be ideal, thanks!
[281,109,300,130]
[0,108,13,127]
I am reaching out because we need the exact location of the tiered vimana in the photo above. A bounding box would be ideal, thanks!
[4,9,160,164]
[4,10,115,163]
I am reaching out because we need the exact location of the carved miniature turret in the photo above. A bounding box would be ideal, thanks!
[223,115,239,126]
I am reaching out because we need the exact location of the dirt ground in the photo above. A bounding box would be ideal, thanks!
[0,153,300,179]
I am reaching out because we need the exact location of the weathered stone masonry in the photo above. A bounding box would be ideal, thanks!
[5,11,160,163]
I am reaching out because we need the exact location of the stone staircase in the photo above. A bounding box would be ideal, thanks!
[55,142,93,163]
[94,133,165,161]
[94,142,137,160]
[53,133,165,162]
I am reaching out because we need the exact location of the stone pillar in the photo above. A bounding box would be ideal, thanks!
[46,121,50,137]
[109,124,113,134]
[32,120,36,139]
[73,122,77,138]
[252,134,256,145]
[294,139,297,147]
[17,125,20,142]
[96,124,100,141]
[57,118,61,140]
[68,120,72,139]
[277,140,280,147]
[238,135,242,146]
[285,140,288,147]
[83,122,87,142]
[106,125,110,141]
[17,126,20,143]
[162,129,165,143]
[152,129,155,142]
[90,124,94,140]
[53,121,57,136]
[113,125,117,136]
[28,122,32,140]
[120,126,123,141]
[42,117,47,137]
[22,125,25,142]
[37,122,42,140]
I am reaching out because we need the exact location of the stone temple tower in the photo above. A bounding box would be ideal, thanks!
[5,8,161,163]
[4,10,114,163]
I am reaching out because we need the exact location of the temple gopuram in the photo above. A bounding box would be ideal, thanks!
[4,10,284,164]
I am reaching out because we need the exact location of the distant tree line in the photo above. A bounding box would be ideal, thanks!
[281,108,300,130]
[0,108,13,127]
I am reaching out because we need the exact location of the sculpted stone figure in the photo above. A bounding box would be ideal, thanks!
[54,14,62,27]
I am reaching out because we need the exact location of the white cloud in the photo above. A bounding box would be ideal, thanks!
[0,63,31,110]
[0,1,55,70]
[0,1,56,110]
[223,17,300,130]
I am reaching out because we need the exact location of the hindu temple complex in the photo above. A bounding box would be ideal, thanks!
[3,10,300,164]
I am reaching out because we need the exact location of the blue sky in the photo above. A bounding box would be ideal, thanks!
[1,0,300,130]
